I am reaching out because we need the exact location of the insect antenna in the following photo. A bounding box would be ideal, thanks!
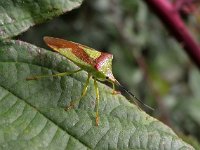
[115,81,154,111]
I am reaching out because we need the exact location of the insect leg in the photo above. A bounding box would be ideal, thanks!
[26,69,82,80]
[94,78,100,126]
[111,82,121,95]
[65,74,91,110]
[81,74,91,98]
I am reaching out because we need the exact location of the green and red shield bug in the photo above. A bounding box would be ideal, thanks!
[27,36,154,126]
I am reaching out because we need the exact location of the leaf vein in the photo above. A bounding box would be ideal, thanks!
[0,85,91,149]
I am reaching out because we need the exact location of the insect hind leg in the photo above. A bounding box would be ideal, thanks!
[26,69,82,80]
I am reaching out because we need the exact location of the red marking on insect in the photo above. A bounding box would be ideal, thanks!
[94,53,113,70]
[72,46,95,66]
[44,37,95,66]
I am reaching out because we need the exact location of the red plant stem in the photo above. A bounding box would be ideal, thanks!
[145,0,200,69]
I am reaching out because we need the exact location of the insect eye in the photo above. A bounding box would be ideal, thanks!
[106,76,109,79]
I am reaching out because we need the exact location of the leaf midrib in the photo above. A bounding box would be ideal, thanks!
[0,78,92,149]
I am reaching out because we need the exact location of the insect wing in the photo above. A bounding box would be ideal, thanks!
[44,37,98,69]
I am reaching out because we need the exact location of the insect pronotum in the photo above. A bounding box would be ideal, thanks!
[27,36,154,126]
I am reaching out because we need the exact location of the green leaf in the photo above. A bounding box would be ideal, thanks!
[0,0,83,39]
[0,40,194,150]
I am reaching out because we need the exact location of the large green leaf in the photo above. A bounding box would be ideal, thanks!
[0,0,83,39]
[0,40,194,150]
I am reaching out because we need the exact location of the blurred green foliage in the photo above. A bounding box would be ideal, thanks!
[18,0,200,147]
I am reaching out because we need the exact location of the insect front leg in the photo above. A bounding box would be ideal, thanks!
[94,78,100,126]
[26,69,82,80]
[111,82,121,95]
[65,74,91,110]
